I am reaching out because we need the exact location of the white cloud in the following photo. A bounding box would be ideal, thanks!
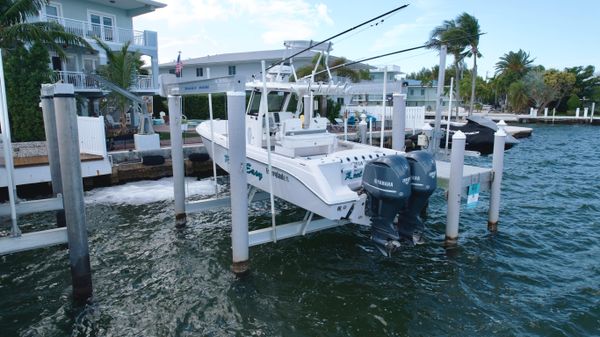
[134,0,336,61]
[370,23,420,52]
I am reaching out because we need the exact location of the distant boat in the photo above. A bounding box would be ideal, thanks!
[438,116,519,155]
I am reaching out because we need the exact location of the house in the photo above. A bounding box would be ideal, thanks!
[159,41,323,83]
[32,0,166,115]
[158,40,372,85]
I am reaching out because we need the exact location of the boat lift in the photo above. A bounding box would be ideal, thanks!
[163,48,506,273]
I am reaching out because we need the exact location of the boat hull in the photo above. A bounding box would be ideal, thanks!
[200,136,359,220]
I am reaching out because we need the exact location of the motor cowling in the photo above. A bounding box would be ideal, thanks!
[362,155,411,255]
[397,151,437,239]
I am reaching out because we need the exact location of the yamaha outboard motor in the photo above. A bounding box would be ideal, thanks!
[362,155,411,256]
[397,151,437,240]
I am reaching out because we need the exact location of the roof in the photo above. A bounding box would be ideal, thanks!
[160,49,319,68]
[87,0,166,16]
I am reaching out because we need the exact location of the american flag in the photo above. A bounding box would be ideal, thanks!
[175,52,183,77]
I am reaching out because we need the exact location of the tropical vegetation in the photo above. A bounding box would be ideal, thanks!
[1,0,91,141]
[419,13,599,115]
[94,38,146,131]
[427,12,481,116]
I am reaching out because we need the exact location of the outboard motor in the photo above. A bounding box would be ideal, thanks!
[397,151,437,240]
[362,155,411,256]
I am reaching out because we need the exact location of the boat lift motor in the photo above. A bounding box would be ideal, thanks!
[396,151,437,239]
[361,155,411,256]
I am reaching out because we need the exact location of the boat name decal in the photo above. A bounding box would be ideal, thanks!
[246,163,263,181]
[271,170,290,182]
[344,169,363,180]
[374,178,393,187]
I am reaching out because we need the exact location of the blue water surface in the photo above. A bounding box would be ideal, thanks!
[0,124,599,336]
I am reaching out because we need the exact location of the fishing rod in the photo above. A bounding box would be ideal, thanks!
[265,3,410,72]
[307,32,487,79]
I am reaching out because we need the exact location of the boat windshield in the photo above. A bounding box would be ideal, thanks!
[247,91,289,116]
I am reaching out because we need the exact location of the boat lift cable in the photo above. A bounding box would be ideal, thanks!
[265,3,410,71]
[307,32,487,79]
[261,61,278,242]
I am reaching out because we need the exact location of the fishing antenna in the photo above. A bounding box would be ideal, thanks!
[307,32,487,79]
[265,3,410,71]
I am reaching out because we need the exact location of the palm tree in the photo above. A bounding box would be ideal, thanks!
[456,13,481,115]
[0,0,90,57]
[495,49,534,80]
[94,38,145,129]
[495,49,534,110]
[427,19,466,118]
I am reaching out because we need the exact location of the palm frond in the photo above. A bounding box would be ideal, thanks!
[0,0,46,26]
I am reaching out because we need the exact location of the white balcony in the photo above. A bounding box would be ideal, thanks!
[41,15,156,48]
[52,71,155,92]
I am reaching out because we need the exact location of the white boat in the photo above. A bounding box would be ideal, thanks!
[196,56,437,254]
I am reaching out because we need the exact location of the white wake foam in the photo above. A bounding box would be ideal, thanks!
[85,177,219,205]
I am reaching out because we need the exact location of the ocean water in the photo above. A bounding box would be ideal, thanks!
[1,124,599,336]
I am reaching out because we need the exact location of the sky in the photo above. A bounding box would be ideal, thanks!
[134,0,600,78]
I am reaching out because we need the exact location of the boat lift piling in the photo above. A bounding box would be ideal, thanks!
[228,91,250,274]
[391,92,406,151]
[303,95,311,128]
[488,124,507,231]
[432,45,447,154]
[168,93,186,226]
[53,83,93,302]
[40,84,66,228]
[358,114,367,143]
[445,131,466,245]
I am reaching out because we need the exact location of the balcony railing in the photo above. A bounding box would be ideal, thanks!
[42,15,151,47]
[52,71,155,92]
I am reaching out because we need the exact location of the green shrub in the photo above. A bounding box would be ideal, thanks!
[566,94,580,111]
[4,44,51,141]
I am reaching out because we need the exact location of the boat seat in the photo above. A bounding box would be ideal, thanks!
[275,118,337,157]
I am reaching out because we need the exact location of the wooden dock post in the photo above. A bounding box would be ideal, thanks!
[40,84,66,227]
[168,93,186,226]
[488,123,507,231]
[445,130,466,245]
[228,91,250,275]
[591,102,596,123]
[392,92,406,151]
[53,83,92,302]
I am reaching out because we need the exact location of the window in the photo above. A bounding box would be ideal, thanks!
[89,11,116,42]
[228,65,236,75]
[169,69,176,74]
[409,89,414,96]
[83,57,98,72]
[44,3,62,23]
[196,67,203,77]
[420,89,425,96]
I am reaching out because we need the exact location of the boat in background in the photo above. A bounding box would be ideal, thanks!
[438,116,519,155]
